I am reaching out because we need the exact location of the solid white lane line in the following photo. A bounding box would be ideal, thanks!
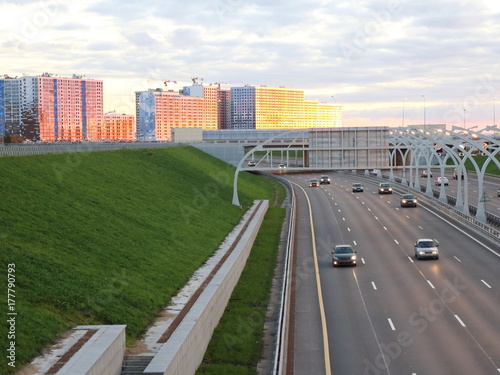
[481,280,492,288]
[455,315,466,327]
[394,239,399,244]
[408,256,414,263]
[388,318,396,331]
[427,280,435,289]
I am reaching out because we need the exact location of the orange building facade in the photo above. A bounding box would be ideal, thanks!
[103,111,135,141]
[19,74,103,142]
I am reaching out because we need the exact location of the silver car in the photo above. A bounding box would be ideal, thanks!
[414,239,439,260]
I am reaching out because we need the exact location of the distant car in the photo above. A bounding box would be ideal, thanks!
[247,161,256,167]
[421,170,433,178]
[400,194,418,207]
[352,183,364,192]
[278,163,286,169]
[332,245,357,267]
[371,169,381,176]
[435,177,449,186]
[414,239,439,260]
[320,175,331,184]
[309,179,319,187]
[378,183,393,194]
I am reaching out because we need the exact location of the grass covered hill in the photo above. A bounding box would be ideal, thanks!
[0,145,277,374]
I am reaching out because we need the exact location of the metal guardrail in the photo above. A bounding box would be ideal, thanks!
[0,142,174,156]
[256,172,295,375]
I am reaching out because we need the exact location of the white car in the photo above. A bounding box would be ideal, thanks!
[278,163,286,169]
[435,177,449,186]
[414,239,439,260]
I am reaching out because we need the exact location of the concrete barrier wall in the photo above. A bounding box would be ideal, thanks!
[144,200,269,375]
[56,325,126,375]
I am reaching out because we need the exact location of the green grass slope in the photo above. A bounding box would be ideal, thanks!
[0,146,276,374]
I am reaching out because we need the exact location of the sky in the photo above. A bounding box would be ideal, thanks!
[1,0,500,130]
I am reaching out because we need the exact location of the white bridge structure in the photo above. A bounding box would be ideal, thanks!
[229,126,500,225]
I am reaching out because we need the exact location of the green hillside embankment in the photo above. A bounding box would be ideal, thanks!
[0,146,278,374]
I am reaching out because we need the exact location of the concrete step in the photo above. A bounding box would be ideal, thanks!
[121,355,154,375]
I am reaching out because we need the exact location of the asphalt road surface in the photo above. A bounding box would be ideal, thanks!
[287,172,500,375]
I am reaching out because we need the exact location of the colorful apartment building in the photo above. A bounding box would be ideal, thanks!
[217,88,231,130]
[0,73,103,142]
[103,111,135,141]
[231,85,341,129]
[136,89,204,141]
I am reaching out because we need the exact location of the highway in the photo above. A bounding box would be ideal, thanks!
[286,172,500,375]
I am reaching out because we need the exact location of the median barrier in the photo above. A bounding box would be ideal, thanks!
[143,200,269,375]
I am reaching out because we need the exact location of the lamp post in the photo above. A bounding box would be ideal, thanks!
[494,97,496,127]
[422,95,426,131]
[402,98,407,127]
[463,108,466,130]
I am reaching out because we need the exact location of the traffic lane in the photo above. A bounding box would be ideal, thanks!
[289,181,328,375]
[312,177,500,373]
[306,184,390,374]
[342,176,500,369]
[393,170,500,213]
[316,186,467,374]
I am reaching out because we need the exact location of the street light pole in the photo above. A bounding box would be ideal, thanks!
[422,95,426,131]
[494,96,496,127]
[402,98,407,127]
[463,108,466,130]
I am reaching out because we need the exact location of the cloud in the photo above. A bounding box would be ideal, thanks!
[1,0,500,127]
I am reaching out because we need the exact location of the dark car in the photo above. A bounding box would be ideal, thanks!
[352,183,364,192]
[332,245,357,267]
[414,239,439,260]
[400,194,418,207]
[309,179,319,187]
[421,170,433,178]
[378,183,393,194]
[320,175,331,184]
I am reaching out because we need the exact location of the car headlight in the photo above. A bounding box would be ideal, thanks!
[351,255,357,260]
[419,251,425,254]
[402,200,407,203]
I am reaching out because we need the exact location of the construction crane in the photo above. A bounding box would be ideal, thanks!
[163,80,177,88]
[191,77,204,85]
[212,82,227,88]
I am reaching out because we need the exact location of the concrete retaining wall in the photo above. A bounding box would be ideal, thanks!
[56,325,126,375]
[144,200,269,375]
